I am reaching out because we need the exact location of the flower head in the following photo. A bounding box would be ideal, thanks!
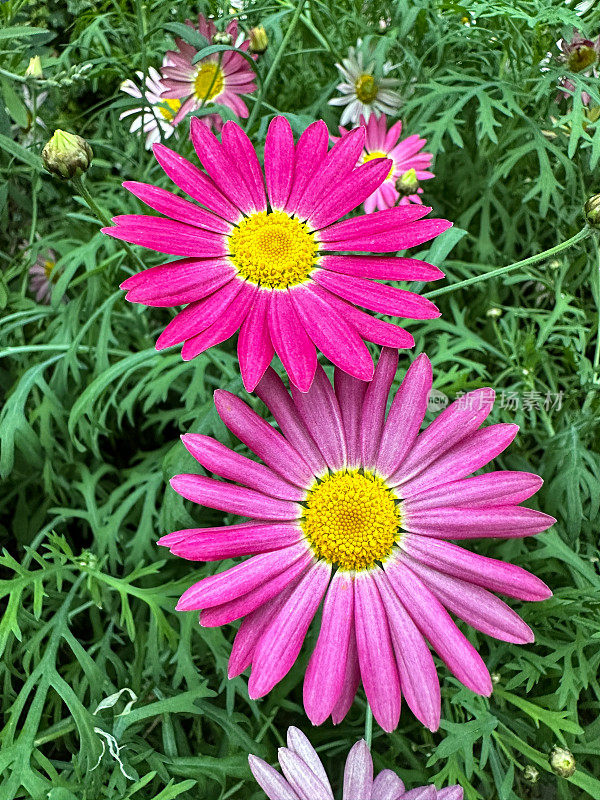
[29,249,60,304]
[329,42,401,125]
[249,26,268,55]
[556,29,600,106]
[159,349,555,732]
[120,61,180,149]
[42,129,93,179]
[549,745,576,778]
[335,114,434,212]
[250,727,463,800]
[160,14,257,126]
[25,56,43,78]
[104,116,450,392]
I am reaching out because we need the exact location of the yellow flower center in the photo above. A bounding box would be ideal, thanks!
[44,259,56,281]
[193,62,225,102]
[568,45,597,73]
[157,97,181,121]
[301,471,401,572]
[355,74,379,104]
[362,150,394,180]
[228,211,318,289]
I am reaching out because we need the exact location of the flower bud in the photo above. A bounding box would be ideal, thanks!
[25,56,43,78]
[523,765,539,784]
[213,31,233,45]
[42,130,93,179]
[249,26,268,54]
[549,746,576,778]
[395,168,419,198]
[486,307,503,318]
[585,194,600,228]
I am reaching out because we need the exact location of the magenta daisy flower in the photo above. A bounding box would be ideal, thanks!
[103,116,450,392]
[160,15,257,125]
[159,348,555,733]
[249,727,463,800]
[335,114,434,212]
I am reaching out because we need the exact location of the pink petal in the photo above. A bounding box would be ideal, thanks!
[319,205,431,243]
[248,756,301,800]
[402,504,556,539]
[104,215,227,258]
[406,471,544,510]
[160,521,302,560]
[268,291,317,392]
[121,258,236,307]
[248,562,332,697]
[238,290,275,392]
[220,121,267,212]
[320,255,444,282]
[284,120,330,215]
[180,283,256,360]
[286,727,331,790]
[331,625,360,725]
[354,574,401,733]
[122,181,233,233]
[321,219,453,253]
[304,571,354,725]
[343,740,373,800]
[370,770,405,800]
[278,749,334,800]
[265,116,295,210]
[335,368,368,469]
[360,347,398,470]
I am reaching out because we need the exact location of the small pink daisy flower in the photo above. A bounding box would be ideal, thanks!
[250,727,463,800]
[29,249,60,304]
[335,114,434,212]
[556,29,600,106]
[160,349,555,733]
[160,15,257,126]
[103,116,450,393]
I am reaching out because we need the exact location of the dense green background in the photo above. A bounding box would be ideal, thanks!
[1,1,600,798]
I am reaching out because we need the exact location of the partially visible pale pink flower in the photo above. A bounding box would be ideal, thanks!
[335,114,434,212]
[250,728,463,800]
[556,29,600,105]
[159,349,554,732]
[160,15,257,127]
[120,61,180,149]
[104,116,450,393]
[29,249,60,304]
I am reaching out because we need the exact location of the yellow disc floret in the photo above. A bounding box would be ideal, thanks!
[193,62,224,101]
[355,73,379,103]
[228,210,318,289]
[301,470,401,572]
[44,259,56,282]
[362,150,394,180]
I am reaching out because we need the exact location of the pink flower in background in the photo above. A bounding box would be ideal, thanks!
[556,29,600,105]
[120,61,180,149]
[160,14,257,126]
[335,114,434,212]
[104,116,450,392]
[160,349,554,733]
[29,249,59,304]
[250,727,463,800]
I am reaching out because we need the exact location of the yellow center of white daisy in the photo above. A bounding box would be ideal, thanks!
[301,471,401,571]
[228,211,318,289]
[362,150,394,180]
[44,259,56,281]
[193,62,225,102]
[157,97,181,121]
[355,73,379,103]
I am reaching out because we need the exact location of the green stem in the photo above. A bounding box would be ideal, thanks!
[364,703,373,748]
[245,0,306,131]
[425,228,590,300]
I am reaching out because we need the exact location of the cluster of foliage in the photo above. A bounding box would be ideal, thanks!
[1,0,600,799]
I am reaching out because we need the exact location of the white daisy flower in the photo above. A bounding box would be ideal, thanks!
[119,62,180,149]
[328,42,401,125]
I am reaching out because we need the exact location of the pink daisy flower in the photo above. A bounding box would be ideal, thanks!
[335,114,434,212]
[159,349,555,733]
[103,116,450,392]
[29,249,60,304]
[160,15,257,126]
[556,29,600,106]
[249,727,463,800]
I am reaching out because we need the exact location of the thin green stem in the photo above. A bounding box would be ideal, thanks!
[364,703,373,748]
[245,0,306,131]
[425,228,590,300]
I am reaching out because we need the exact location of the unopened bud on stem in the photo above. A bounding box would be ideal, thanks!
[25,56,43,78]
[549,745,576,778]
[42,130,93,179]
[395,168,419,198]
[213,31,233,45]
[585,194,600,228]
[249,26,268,54]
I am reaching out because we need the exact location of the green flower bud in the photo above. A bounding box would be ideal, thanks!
[42,130,93,180]
[523,765,539,784]
[213,31,233,45]
[395,168,419,198]
[585,194,600,228]
[549,746,576,778]
[249,26,268,54]
[25,56,43,78]
[486,307,503,318]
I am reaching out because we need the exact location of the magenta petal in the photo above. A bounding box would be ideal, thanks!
[403,555,535,644]
[180,283,256,360]
[214,389,315,488]
[374,571,441,732]
[180,434,304,500]
[385,557,493,696]
[354,574,401,733]
[238,290,275,392]
[313,271,441,319]
[360,347,398,470]
[248,756,301,800]
[343,740,373,800]
[335,368,368,469]
[319,205,431,243]
[291,364,347,471]
[402,504,555,539]
[291,285,375,381]
[320,217,453,253]
[255,368,328,476]
[221,121,267,212]
[161,522,302,561]
[248,562,332,698]
[331,625,360,725]
[268,291,317,392]
[403,535,552,601]
[376,354,432,478]
[304,571,354,725]
[320,255,444,282]
[121,258,236,307]
[407,471,544,510]
[122,181,233,233]
[265,116,295,210]
[176,543,309,610]
[284,121,330,215]
[105,215,227,258]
